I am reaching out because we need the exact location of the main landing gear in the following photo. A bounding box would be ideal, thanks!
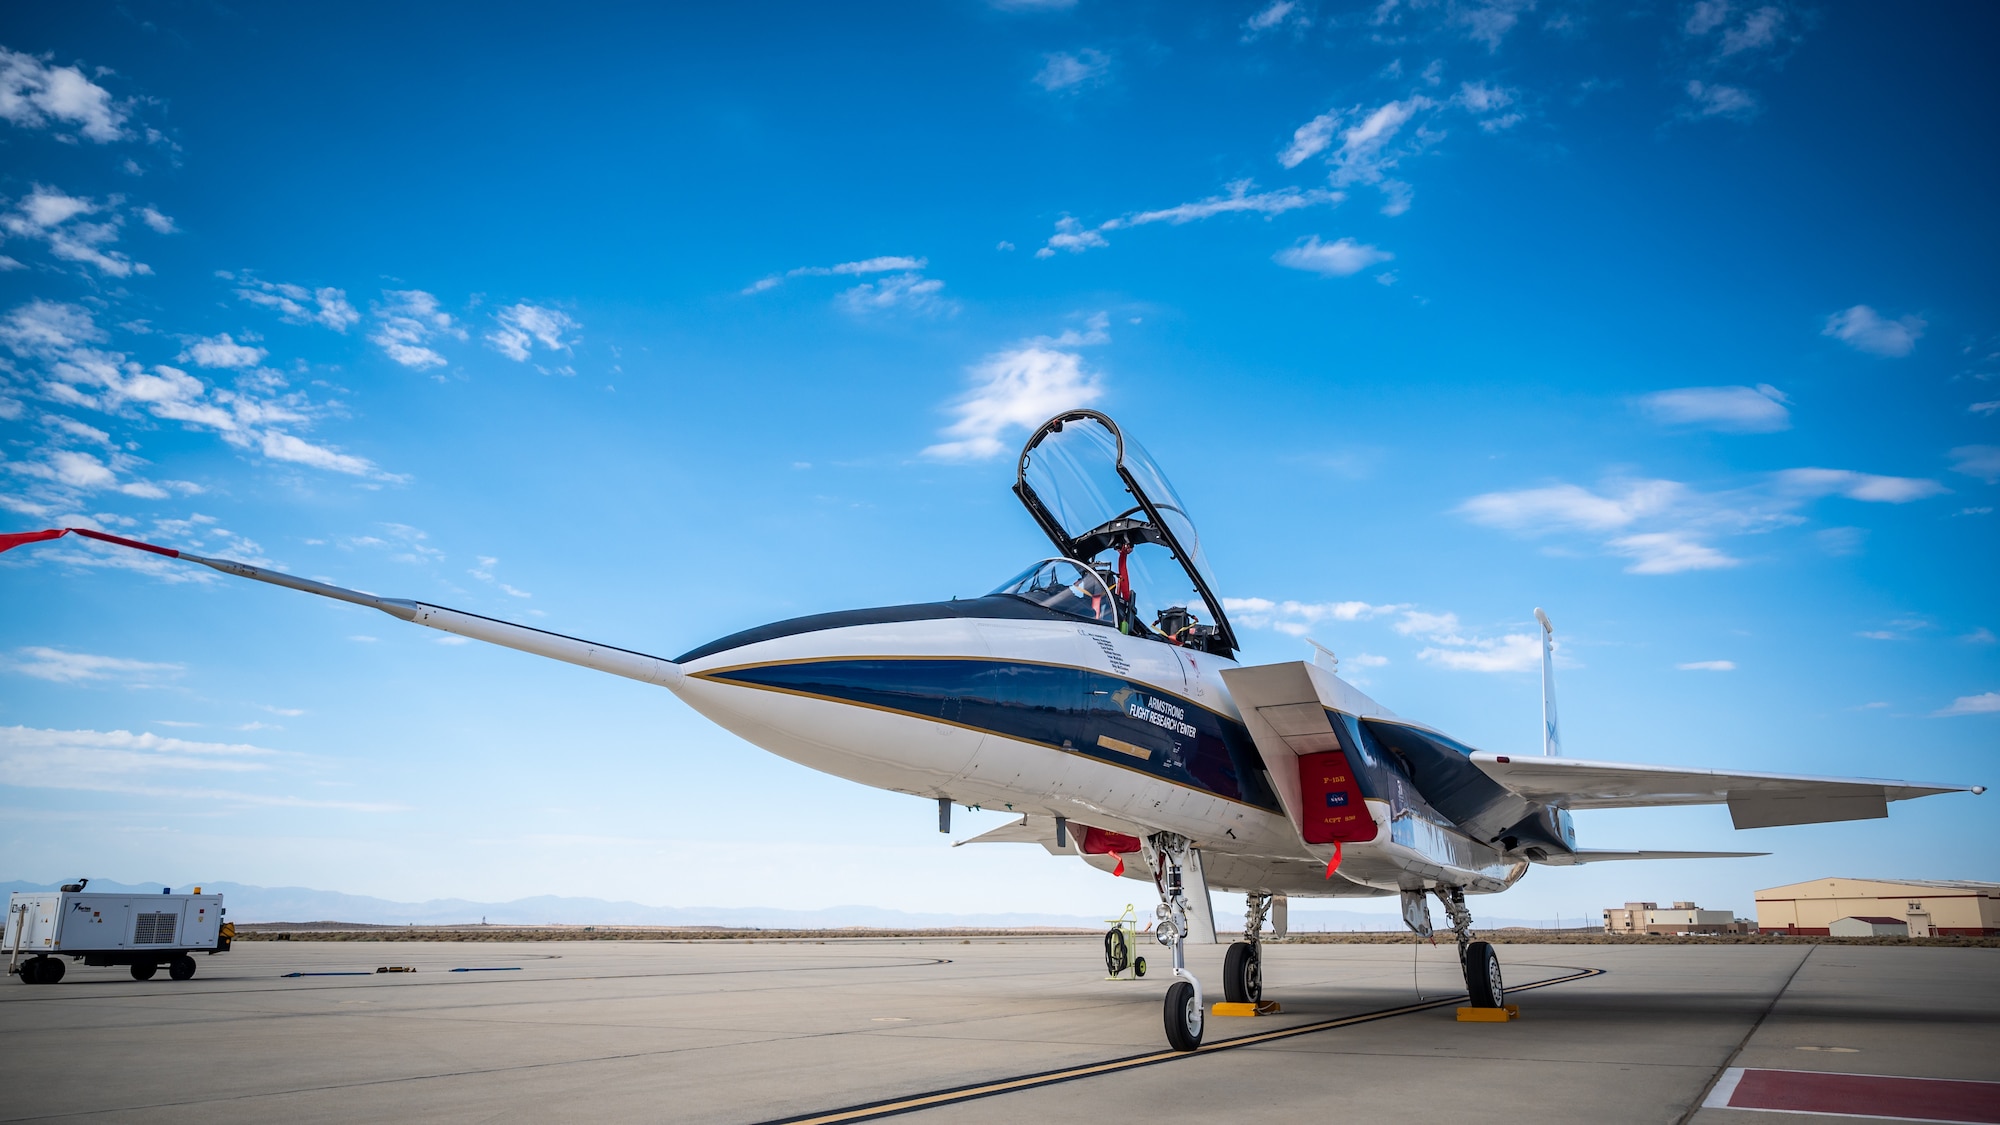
[1223,893,1271,1005]
[1148,832,1204,1051]
[1435,886,1504,1009]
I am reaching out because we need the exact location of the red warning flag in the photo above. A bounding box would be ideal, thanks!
[0,528,68,554]
[0,527,181,557]
[1112,856,1125,878]
[1323,840,1344,879]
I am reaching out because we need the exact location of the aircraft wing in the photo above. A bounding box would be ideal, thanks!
[1528,848,1767,866]
[1468,752,1983,829]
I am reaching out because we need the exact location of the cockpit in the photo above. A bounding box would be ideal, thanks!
[993,411,1238,657]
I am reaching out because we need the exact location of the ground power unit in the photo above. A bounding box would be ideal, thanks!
[7,884,233,984]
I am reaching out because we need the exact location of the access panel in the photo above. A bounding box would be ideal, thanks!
[1296,750,1378,844]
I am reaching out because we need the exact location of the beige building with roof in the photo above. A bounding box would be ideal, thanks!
[1754,877,2000,936]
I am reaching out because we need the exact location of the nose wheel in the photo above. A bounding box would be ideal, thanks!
[1163,980,1204,1050]
[1148,832,1204,1050]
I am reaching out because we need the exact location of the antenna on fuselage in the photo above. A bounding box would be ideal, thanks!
[1305,637,1339,673]
[1534,608,1561,757]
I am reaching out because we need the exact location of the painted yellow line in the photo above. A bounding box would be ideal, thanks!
[762,966,1605,1125]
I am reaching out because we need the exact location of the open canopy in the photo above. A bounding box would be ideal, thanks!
[1012,410,1238,655]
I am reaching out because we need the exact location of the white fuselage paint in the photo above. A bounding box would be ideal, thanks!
[671,615,1526,899]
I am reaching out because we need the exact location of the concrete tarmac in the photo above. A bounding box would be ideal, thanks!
[1,938,1993,1123]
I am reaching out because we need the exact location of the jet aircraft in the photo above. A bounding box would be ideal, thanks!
[4,408,1982,1049]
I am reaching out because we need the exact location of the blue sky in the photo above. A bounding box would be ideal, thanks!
[1,1,1994,923]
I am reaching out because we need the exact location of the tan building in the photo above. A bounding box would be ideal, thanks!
[1602,901,1748,935]
[1755,877,2000,936]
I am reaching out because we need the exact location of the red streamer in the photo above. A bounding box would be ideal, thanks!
[0,527,180,557]
[1323,840,1344,878]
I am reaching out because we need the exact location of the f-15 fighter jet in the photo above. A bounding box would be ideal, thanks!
[5,409,1980,1048]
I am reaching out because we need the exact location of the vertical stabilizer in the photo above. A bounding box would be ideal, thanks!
[1534,608,1561,757]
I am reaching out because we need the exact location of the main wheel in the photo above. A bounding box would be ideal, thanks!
[1163,980,1204,1051]
[1462,941,1504,1008]
[168,954,197,981]
[131,962,158,981]
[1223,941,1261,1004]
[1103,927,1130,975]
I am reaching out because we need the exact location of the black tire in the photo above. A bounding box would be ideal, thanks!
[1462,941,1504,1008]
[168,954,197,981]
[131,962,157,981]
[1132,956,1147,978]
[1223,941,1261,1004]
[41,957,64,984]
[1103,927,1130,975]
[18,958,43,985]
[1163,980,1204,1051]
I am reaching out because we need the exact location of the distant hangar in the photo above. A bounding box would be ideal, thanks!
[1755,877,2000,936]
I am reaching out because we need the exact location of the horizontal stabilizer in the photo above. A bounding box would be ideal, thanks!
[1469,752,1980,828]
[952,815,1069,855]
[1530,848,1768,866]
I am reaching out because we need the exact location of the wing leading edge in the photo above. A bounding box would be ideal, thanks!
[1469,752,1983,829]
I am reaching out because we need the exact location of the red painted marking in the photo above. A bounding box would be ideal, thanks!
[71,527,180,557]
[1296,750,1377,845]
[1727,1069,2000,1123]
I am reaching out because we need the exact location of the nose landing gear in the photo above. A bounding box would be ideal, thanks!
[1148,832,1204,1051]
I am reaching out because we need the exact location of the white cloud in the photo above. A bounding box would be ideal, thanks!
[1951,445,2000,484]
[0,299,395,488]
[7,646,182,684]
[486,303,577,362]
[181,333,267,369]
[257,431,376,476]
[1034,49,1111,92]
[1458,480,1685,533]
[1677,659,1737,671]
[1225,597,1409,632]
[1039,180,1341,257]
[1640,384,1790,433]
[746,255,930,295]
[138,206,176,234]
[1935,692,2000,717]
[923,330,1106,461]
[1608,531,1742,574]
[1823,305,1924,357]
[1419,634,1541,672]
[1274,235,1392,277]
[370,289,462,370]
[837,273,952,316]
[0,48,128,142]
[1683,81,1759,121]
[0,724,403,810]
[1686,3,1794,58]
[1774,468,1947,504]
[0,186,149,277]
[1244,1,1305,36]
[1970,400,1999,416]
[1453,0,1533,51]
[1456,82,1514,113]
[235,279,361,332]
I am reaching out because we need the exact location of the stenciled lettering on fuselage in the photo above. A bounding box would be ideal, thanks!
[698,657,1281,812]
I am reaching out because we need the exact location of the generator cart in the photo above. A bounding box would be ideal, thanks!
[7,881,233,984]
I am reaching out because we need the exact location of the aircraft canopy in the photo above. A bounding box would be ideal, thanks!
[1013,410,1238,654]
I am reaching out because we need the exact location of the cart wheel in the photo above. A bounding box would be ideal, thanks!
[131,962,157,981]
[168,955,197,981]
[1132,956,1147,977]
[17,958,43,985]
[41,958,64,984]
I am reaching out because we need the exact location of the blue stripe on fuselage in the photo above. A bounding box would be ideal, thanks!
[700,658,1281,812]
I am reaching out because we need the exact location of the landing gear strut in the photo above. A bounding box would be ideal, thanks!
[1435,885,1504,1008]
[1148,832,1204,1051]
[1223,892,1271,1004]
